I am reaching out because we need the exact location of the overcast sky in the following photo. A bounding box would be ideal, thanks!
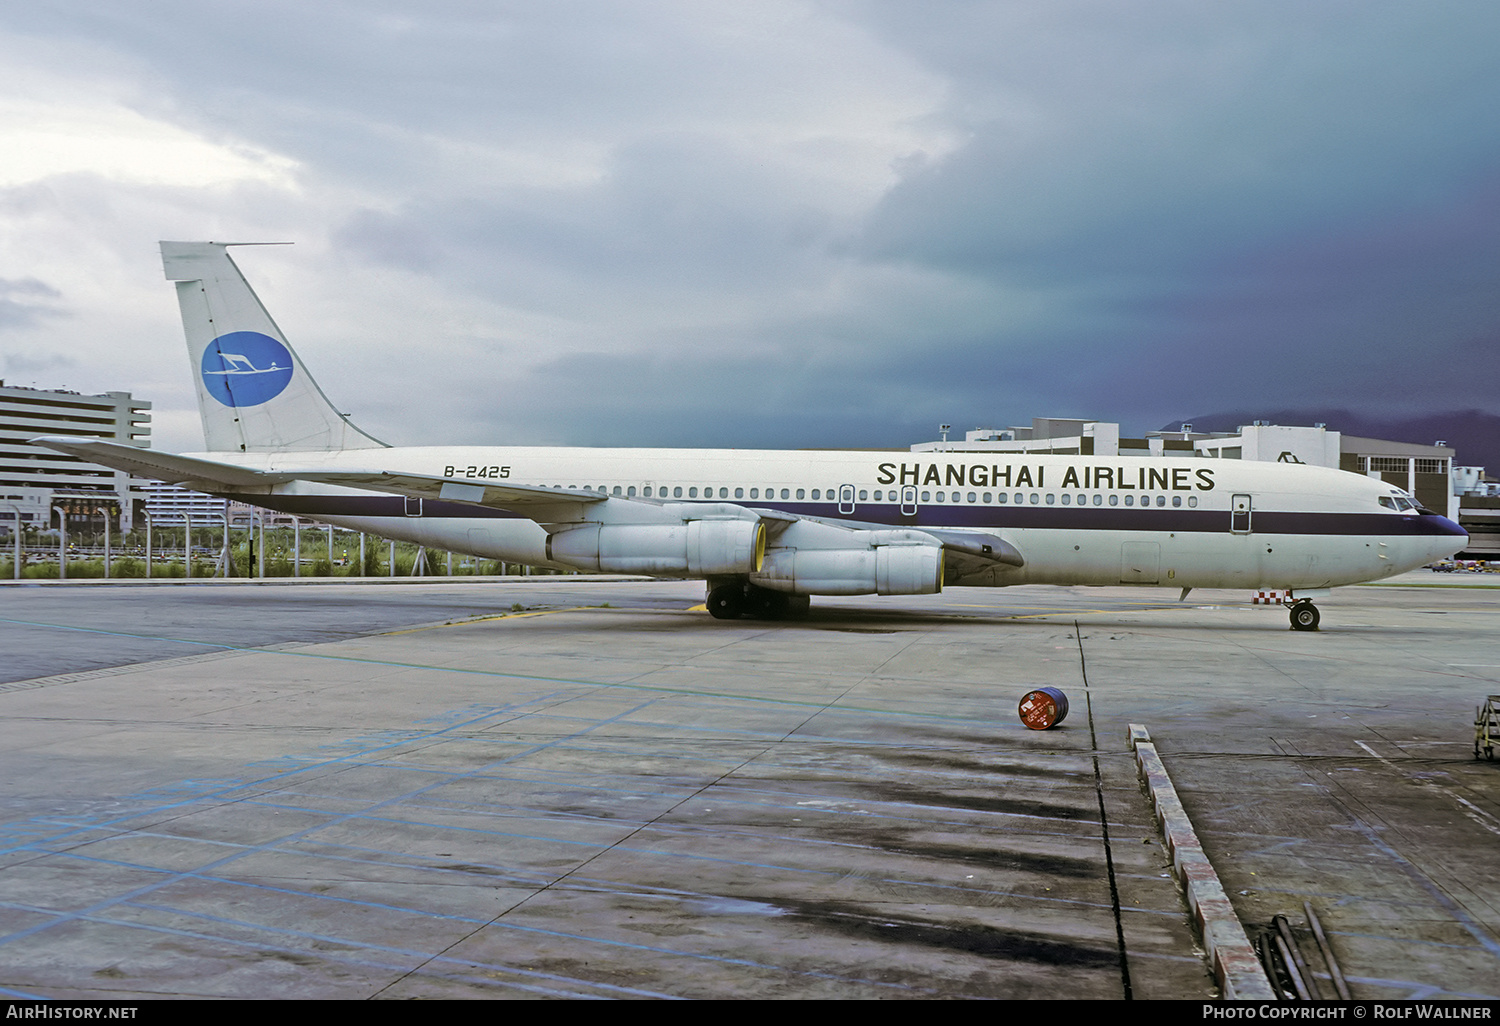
[2,2,1497,453]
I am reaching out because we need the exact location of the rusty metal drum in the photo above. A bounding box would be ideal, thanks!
[1017,687,1069,730]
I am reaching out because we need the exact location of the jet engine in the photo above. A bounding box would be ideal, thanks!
[547,518,766,575]
[751,541,943,596]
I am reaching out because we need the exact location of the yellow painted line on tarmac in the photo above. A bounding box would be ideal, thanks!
[378,605,620,636]
[944,601,1185,619]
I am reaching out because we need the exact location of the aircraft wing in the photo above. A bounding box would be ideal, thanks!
[29,437,300,489]
[297,470,607,523]
[280,477,1026,571]
[27,439,607,521]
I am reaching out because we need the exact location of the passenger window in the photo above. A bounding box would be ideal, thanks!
[1014,493,1023,504]
[643,486,652,497]
[935,491,945,503]
[1045,493,1055,504]
[1172,495,1181,507]
[1093,494,1102,506]
[1124,495,1134,506]
[967,492,977,503]
[1188,496,1197,508]
[1109,494,1118,506]
[982,492,992,503]
[921,491,931,502]
[674,486,683,498]
[781,488,790,499]
[859,489,868,501]
[1060,494,1070,505]
[734,487,743,499]
[1030,493,1040,504]
[997,493,1007,504]
[796,489,804,499]
[750,488,759,499]
[688,487,698,498]
[951,492,959,502]
[627,486,636,497]
[612,486,622,496]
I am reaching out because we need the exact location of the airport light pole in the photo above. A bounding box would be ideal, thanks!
[143,509,151,579]
[2,502,20,579]
[95,507,110,579]
[53,506,66,580]
[183,513,192,579]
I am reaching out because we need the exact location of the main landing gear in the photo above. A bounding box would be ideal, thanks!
[1288,598,1321,632]
[706,581,807,621]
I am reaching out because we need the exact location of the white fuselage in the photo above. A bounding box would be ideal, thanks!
[205,445,1467,591]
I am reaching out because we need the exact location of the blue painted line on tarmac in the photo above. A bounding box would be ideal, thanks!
[0,694,669,955]
[0,688,596,859]
[0,615,990,723]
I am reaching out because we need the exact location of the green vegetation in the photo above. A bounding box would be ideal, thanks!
[1,523,573,580]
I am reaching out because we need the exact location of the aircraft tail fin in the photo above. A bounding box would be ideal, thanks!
[160,241,386,453]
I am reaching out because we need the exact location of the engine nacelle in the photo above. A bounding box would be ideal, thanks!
[752,542,943,596]
[547,519,765,575]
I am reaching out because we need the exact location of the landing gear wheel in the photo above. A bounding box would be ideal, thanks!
[1289,600,1320,631]
[707,584,746,620]
[744,586,790,620]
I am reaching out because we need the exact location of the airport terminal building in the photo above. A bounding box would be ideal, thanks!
[0,381,151,536]
[914,417,1493,557]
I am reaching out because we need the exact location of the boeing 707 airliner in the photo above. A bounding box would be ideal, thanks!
[32,242,1467,629]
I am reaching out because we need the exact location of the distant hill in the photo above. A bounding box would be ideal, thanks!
[1164,409,1500,471]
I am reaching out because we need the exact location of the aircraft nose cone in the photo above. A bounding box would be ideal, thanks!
[1419,514,1468,561]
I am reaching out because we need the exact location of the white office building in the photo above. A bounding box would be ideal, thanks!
[0,381,151,535]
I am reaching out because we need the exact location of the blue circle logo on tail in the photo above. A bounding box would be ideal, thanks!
[201,331,294,407]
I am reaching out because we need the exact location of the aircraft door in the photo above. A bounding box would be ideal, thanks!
[838,484,856,515]
[901,486,917,517]
[1120,541,1161,583]
[1231,494,1252,534]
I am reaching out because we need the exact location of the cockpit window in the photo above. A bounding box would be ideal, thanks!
[1381,494,1417,512]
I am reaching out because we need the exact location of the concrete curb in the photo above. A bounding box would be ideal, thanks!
[1130,723,1276,1000]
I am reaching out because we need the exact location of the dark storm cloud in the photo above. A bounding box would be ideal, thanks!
[848,2,1500,432]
